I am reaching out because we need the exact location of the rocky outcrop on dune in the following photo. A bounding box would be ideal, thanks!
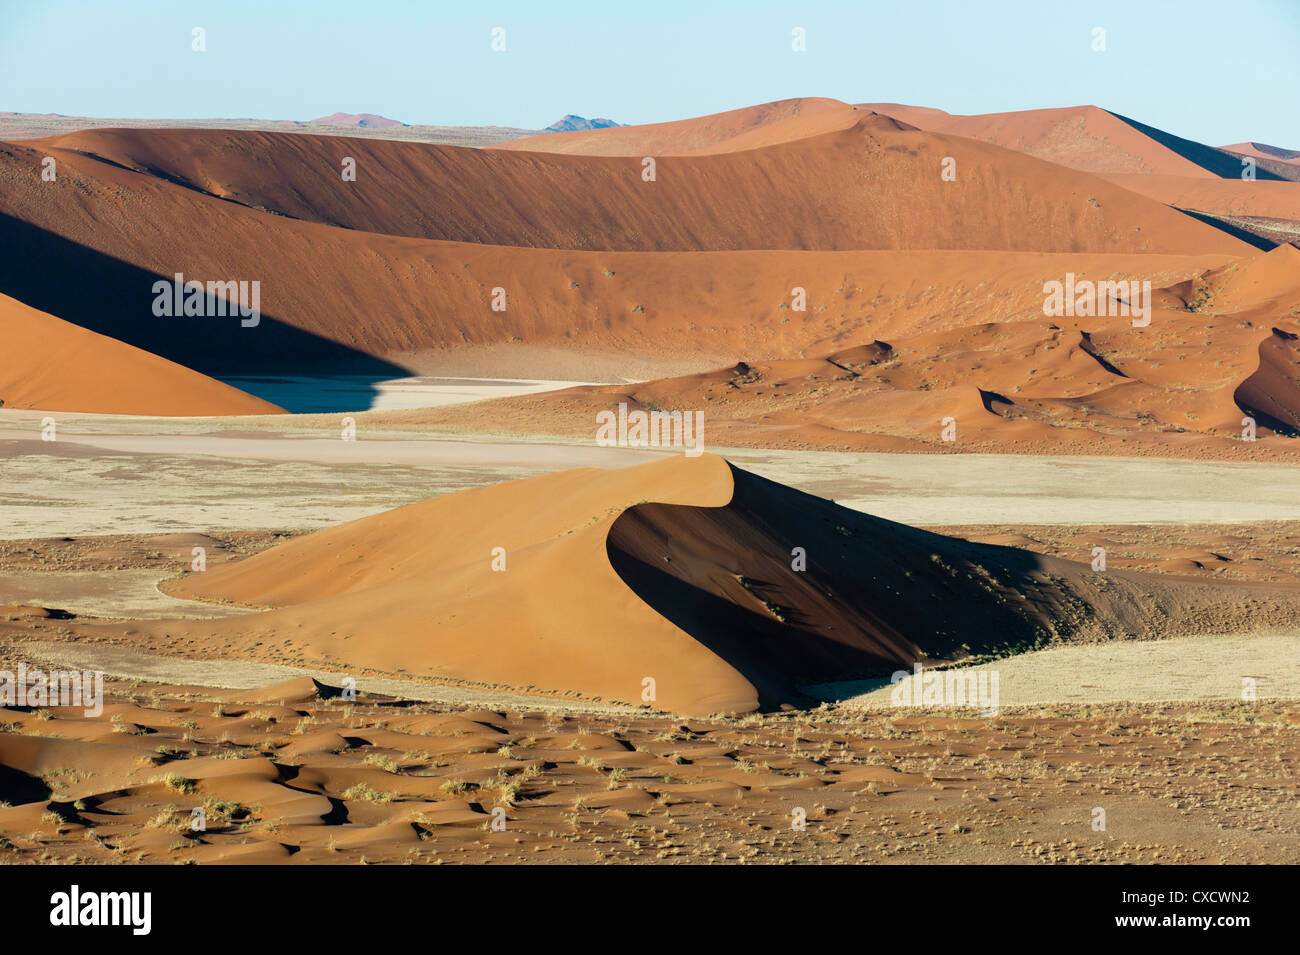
[160,456,1300,714]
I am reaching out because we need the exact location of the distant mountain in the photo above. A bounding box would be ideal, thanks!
[309,112,408,129]
[545,114,623,133]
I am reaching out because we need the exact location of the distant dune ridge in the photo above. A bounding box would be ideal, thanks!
[9,120,1253,254]
[500,98,1298,247]
[162,455,1300,714]
[1222,142,1300,165]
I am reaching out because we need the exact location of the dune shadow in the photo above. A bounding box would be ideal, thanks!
[605,464,1066,711]
[1106,111,1286,181]
[0,212,411,412]
[1175,208,1277,251]
[0,762,52,805]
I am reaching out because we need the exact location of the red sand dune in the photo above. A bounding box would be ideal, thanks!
[162,455,1300,714]
[1222,142,1300,165]
[379,245,1300,456]
[1236,326,1300,433]
[0,129,1243,379]
[26,122,1252,254]
[0,104,1278,424]
[862,105,1299,230]
[1098,174,1300,221]
[863,103,1222,178]
[496,97,865,155]
[0,292,282,416]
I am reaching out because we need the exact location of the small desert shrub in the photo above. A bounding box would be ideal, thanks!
[440,779,473,796]
[342,783,399,803]
[363,753,400,774]
[152,773,197,794]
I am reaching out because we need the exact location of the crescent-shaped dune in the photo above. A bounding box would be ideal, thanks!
[161,455,1300,715]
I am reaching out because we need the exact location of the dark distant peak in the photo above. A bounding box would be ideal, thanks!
[545,114,624,133]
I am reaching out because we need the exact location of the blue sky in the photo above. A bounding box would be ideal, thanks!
[2,0,1297,146]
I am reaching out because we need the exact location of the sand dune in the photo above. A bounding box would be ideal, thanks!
[379,245,1300,455]
[0,102,1279,433]
[1236,326,1300,433]
[0,292,282,416]
[0,133,1240,380]
[1098,174,1300,222]
[861,104,1299,235]
[864,103,1283,181]
[1224,142,1300,165]
[160,456,1300,715]
[495,97,864,155]
[27,120,1251,254]
[6,665,1293,864]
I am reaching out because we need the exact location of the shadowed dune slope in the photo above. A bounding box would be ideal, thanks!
[162,456,1300,714]
[0,292,283,416]
[25,120,1253,254]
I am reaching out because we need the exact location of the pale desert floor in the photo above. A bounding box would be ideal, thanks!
[214,375,598,414]
[4,409,1300,537]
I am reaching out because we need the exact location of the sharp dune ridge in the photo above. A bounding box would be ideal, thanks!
[156,455,1300,715]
